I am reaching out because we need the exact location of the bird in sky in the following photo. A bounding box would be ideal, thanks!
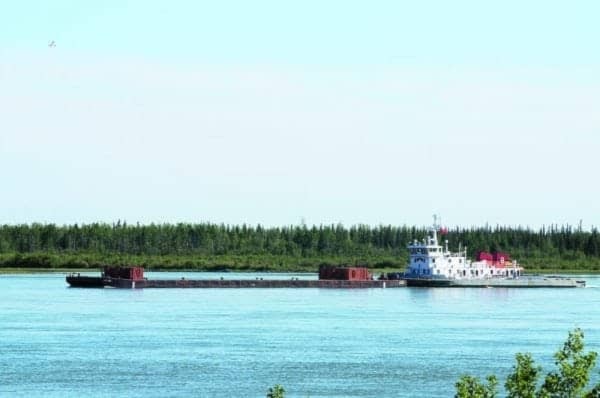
[48,40,56,48]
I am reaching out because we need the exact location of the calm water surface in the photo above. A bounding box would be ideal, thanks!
[1,272,599,397]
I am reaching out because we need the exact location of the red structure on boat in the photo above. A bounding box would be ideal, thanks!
[104,266,144,280]
[318,265,372,281]
[475,251,512,268]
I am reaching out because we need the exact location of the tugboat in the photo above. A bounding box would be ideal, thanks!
[402,216,585,288]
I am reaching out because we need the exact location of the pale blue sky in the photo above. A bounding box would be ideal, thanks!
[1,1,599,228]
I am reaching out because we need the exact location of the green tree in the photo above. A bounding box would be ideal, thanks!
[538,328,598,398]
[505,353,541,398]
[455,375,498,398]
[584,385,600,398]
[266,384,285,398]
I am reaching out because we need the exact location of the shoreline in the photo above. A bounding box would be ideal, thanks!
[2,267,599,275]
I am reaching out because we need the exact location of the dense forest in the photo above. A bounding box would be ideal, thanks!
[0,222,599,272]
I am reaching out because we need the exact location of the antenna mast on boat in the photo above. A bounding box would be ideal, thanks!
[433,214,440,229]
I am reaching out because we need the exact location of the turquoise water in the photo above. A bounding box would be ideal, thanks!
[1,273,599,397]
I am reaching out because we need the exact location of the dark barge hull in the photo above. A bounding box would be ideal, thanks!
[66,276,406,289]
[66,276,107,288]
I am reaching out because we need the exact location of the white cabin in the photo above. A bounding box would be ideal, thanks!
[405,220,523,280]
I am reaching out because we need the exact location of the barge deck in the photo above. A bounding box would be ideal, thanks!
[66,275,405,289]
[108,278,405,289]
[67,266,405,289]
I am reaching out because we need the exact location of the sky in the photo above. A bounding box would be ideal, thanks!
[1,1,599,229]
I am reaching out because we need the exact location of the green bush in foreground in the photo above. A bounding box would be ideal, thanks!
[269,330,598,398]
[456,375,499,398]
[266,384,285,398]
[456,329,600,398]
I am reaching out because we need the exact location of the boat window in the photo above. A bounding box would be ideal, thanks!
[459,259,462,263]
[432,259,436,263]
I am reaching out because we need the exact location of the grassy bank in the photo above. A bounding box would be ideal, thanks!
[0,267,96,274]
[1,252,599,274]
[0,252,404,272]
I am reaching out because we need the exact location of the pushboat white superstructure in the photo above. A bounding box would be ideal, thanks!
[402,216,584,287]
[406,216,523,280]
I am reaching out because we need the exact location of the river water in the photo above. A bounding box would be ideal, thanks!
[1,272,599,397]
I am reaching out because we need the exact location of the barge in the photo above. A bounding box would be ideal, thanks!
[400,217,585,288]
[66,266,406,289]
[65,217,586,289]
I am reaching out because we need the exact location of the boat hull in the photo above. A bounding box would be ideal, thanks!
[66,275,107,288]
[404,278,453,287]
[404,276,585,288]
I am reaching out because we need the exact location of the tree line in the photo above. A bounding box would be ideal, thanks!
[0,222,599,270]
